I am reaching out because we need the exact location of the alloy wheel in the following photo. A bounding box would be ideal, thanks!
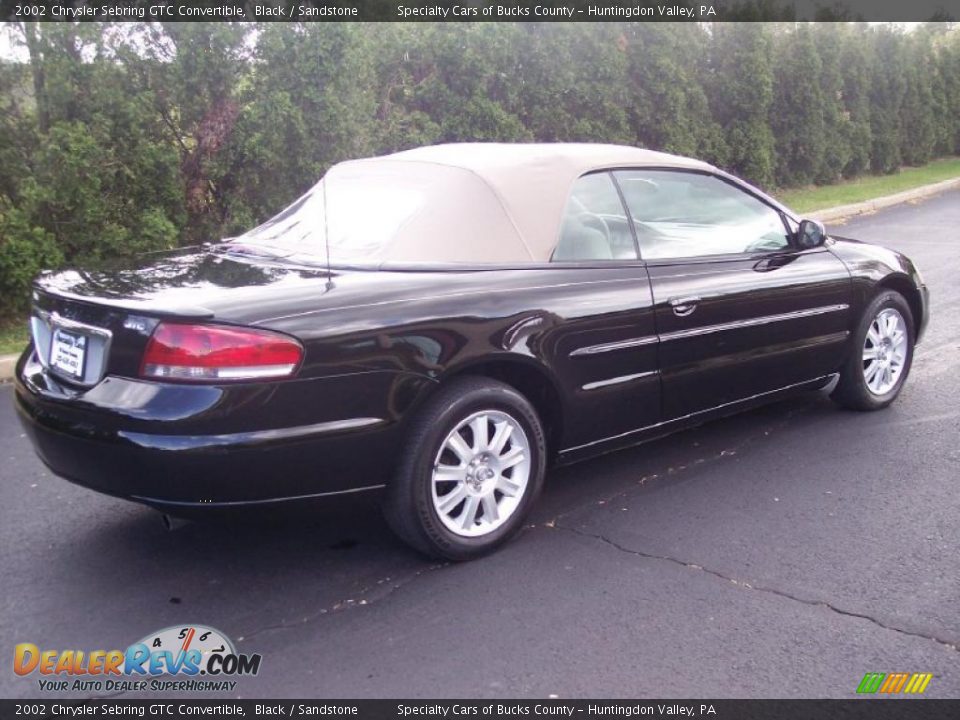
[430,410,531,537]
[862,307,908,396]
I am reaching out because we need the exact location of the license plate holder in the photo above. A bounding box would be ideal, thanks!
[50,328,88,380]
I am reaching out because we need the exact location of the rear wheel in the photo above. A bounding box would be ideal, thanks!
[831,290,914,411]
[384,376,546,560]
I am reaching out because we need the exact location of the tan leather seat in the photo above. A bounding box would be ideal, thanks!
[553,217,613,261]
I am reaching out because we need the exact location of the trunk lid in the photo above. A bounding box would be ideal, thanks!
[30,247,332,385]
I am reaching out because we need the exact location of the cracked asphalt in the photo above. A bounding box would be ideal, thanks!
[1,191,958,699]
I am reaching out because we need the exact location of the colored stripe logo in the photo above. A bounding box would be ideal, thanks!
[857,672,933,694]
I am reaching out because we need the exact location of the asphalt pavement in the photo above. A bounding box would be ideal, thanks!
[1,191,958,699]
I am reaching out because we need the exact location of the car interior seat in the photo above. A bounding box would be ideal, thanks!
[553,216,613,261]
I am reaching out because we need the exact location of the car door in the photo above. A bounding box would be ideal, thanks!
[547,171,662,449]
[614,169,852,420]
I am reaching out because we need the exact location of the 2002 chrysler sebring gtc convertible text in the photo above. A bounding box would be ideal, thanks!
[15,144,929,559]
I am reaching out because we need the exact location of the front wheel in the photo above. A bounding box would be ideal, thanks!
[831,290,915,411]
[384,376,547,560]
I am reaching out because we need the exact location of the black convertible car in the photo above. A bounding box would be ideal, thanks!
[15,144,928,559]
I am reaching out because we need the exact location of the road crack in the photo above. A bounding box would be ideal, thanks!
[242,405,809,641]
[240,405,814,642]
[554,522,959,653]
[538,402,813,531]
[236,561,449,644]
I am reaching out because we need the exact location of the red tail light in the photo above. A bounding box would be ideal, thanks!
[141,323,303,382]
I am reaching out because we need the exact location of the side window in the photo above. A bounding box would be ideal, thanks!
[552,173,638,262]
[614,170,790,260]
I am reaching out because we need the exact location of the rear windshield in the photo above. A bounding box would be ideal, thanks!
[230,161,526,266]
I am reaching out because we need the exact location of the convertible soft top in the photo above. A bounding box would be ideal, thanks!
[326,143,715,264]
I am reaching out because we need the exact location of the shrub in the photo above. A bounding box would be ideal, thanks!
[0,207,63,316]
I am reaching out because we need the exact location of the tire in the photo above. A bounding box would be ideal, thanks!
[831,290,915,411]
[383,376,547,561]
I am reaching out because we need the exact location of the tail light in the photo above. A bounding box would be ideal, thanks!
[141,323,303,382]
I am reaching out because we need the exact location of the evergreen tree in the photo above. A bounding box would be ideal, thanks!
[624,24,726,162]
[770,24,827,186]
[815,23,854,184]
[373,23,530,150]
[707,23,777,188]
[514,23,632,144]
[226,23,379,233]
[940,32,960,153]
[899,34,938,165]
[869,27,907,173]
[838,24,874,178]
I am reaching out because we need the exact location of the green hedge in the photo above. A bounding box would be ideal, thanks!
[2,22,959,317]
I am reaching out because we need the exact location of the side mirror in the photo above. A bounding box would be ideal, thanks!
[796,219,827,249]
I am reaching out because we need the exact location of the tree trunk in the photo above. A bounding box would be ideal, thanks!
[21,22,49,134]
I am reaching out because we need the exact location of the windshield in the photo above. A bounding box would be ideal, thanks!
[229,160,526,266]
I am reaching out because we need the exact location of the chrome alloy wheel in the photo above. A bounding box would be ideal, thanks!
[431,410,531,537]
[862,307,908,396]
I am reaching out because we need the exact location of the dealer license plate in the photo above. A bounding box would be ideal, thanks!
[50,328,87,379]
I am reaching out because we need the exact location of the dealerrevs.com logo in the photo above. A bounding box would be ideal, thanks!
[14,625,262,693]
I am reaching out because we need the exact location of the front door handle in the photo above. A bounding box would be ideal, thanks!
[670,296,701,317]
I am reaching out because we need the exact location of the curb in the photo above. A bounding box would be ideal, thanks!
[809,176,960,224]
[1,175,957,385]
[0,353,18,384]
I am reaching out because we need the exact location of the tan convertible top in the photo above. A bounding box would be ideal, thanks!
[323,143,716,264]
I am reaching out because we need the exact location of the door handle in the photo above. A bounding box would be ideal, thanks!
[669,296,701,317]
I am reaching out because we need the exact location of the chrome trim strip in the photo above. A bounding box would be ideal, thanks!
[660,304,849,342]
[561,375,833,455]
[132,484,387,508]
[35,308,113,338]
[120,417,385,451]
[570,335,658,357]
[582,370,659,391]
[570,304,848,357]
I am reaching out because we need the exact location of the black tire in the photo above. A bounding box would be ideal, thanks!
[383,376,547,561]
[831,290,915,411]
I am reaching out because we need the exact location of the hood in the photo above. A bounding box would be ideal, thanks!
[827,236,924,286]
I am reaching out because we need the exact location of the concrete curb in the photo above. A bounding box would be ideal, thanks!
[809,176,960,224]
[0,353,18,384]
[1,175,957,385]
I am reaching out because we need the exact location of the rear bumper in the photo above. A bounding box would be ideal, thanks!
[14,350,429,507]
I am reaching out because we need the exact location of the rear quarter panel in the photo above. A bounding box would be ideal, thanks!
[254,266,660,451]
